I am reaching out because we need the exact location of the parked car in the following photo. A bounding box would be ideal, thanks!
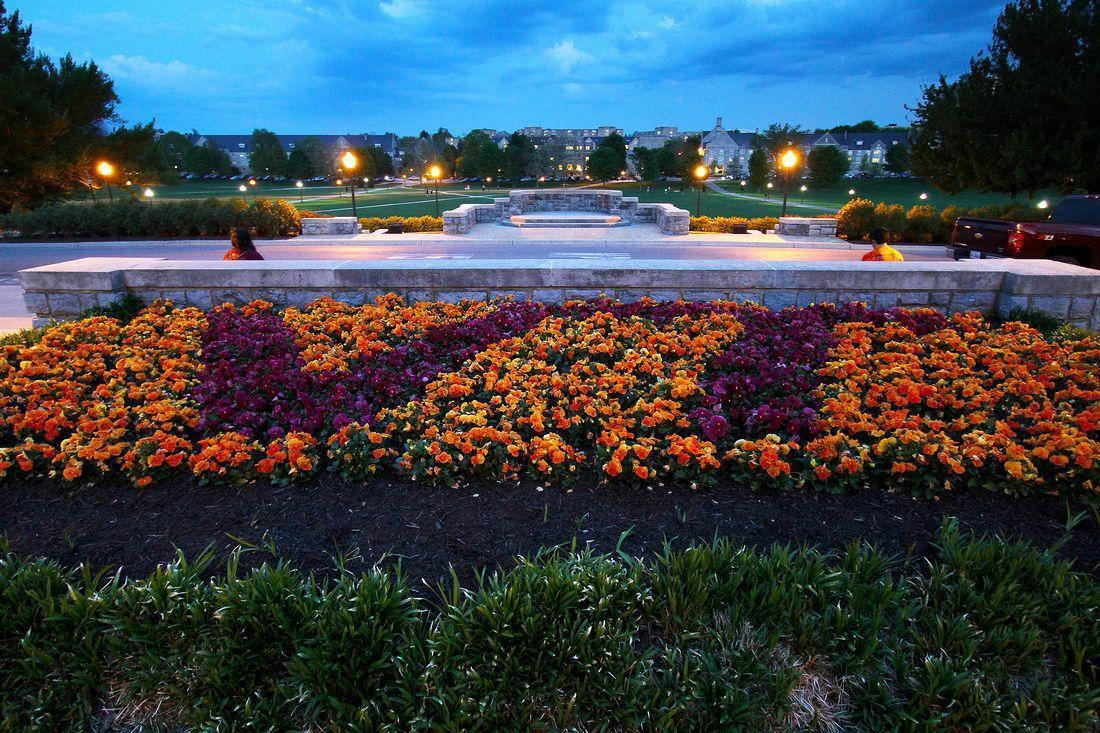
[951,195,1100,268]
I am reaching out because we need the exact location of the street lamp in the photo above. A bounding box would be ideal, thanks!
[693,163,709,216]
[848,188,856,197]
[143,187,155,205]
[799,184,808,203]
[778,148,799,217]
[96,160,116,202]
[1037,199,1050,209]
[428,163,442,216]
[765,181,773,201]
[296,180,304,203]
[919,192,928,201]
[238,184,247,194]
[340,151,359,217]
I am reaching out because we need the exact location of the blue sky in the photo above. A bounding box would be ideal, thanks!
[17,0,1005,135]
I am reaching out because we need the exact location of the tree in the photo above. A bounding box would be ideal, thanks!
[296,136,330,177]
[457,130,490,177]
[677,134,703,188]
[586,146,622,181]
[248,129,287,177]
[631,147,662,181]
[185,140,233,175]
[154,131,193,170]
[806,145,850,185]
[0,2,118,210]
[100,122,173,184]
[748,148,770,188]
[504,132,536,180]
[478,139,506,180]
[285,148,314,179]
[599,132,628,172]
[759,123,804,156]
[884,143,910,174]
[829,120,880,134]
[368,147,394,179]
[910,0,1098,194]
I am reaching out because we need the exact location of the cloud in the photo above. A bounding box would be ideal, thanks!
[100,55,216,88]
[545,40,593,74]
[379,0,427,19]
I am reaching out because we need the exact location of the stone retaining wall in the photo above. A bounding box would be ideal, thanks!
[20,257,1100,330]
[301,217,361,235]
[775,217,838,237]
[442,189,690,235]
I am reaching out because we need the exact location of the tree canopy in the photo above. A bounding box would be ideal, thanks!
[806,145,850,185]
[747,148,770,188]
[910,0,1098,194]
[0,2,118,211]
[884,143,910,174]
[248,129,288,177]
[585,147,622,181]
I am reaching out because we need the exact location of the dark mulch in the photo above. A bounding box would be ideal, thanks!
[3,475,1097,587]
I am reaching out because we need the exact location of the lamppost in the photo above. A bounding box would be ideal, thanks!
[428,163,442,216]
[848,188,856,198]
[341,151,359,217]
[919,192,928,201]
[96,160,116,202]
[765,182,773,201]
[143,187,155,206]
[296,180,304,203]
[778,148,799,217]
[799,184,808,203]
[693,163,709,216]
[238,184,247,196]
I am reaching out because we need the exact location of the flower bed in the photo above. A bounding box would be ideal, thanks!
[1,296,1096,496]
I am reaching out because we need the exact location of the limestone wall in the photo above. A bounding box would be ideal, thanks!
[20,257,1100,330]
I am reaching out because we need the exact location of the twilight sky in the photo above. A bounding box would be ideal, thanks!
[18,0,1004,135]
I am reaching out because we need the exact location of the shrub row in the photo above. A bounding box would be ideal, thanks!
[690,215,780,233]
[0,197,303,239]
[2,523,1096,731]
[837,198,1047,242]
[359,215,444,232]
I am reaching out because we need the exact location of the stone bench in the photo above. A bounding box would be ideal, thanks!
[301,217,362,236]
[775,217,839,238]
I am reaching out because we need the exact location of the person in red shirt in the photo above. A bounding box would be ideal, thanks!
[861,226,904,261]
[223,227,264,260]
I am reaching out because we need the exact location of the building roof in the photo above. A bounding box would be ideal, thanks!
[189,133,399,155]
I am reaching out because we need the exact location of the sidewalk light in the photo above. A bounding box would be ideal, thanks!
[296,180,304,202]
[428,164,442,216]
[341,151,359,217]
[778,149,799,217]
[96,160,116,202]
[693,163,709,216]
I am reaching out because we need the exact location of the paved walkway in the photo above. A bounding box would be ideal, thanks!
[704,181,826,212]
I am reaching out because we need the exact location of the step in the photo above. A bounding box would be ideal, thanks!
[507,213,623,228]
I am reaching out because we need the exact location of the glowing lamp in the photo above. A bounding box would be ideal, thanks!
[779,149,798,169]
[96,161,115,178]
[693,164,708,180]
[341,151,358,171]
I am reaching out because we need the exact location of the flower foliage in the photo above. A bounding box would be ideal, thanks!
[0,295,1095,496]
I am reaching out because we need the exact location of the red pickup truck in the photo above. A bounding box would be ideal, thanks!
[951,195,1100,268]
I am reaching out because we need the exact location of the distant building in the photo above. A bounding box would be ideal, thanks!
[695,117,910,176]
[188,133,400,174]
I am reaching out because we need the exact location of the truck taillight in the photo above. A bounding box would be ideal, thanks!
[1007,229,1027,254]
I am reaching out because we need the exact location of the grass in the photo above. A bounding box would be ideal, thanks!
[68,178,1068,220]
[2,522,1097,731]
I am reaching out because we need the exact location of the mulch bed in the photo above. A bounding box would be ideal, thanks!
[3,475,1097,586]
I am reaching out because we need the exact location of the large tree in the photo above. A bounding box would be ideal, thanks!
[806,145,850,185]
[747,148,770,188]
[504,132,536,180]
[884,143,910,174]
[478,139,506,180]
[910,0,1098,194]
[599,132,628,173]
[99,122,174,184]
[368,146,394,179]
[248,129,287,177]
[630,147,661,181]
[285,147,315,180]
[456,130,490,178]
[0,2,118,211]
[533,136,567,178]
[585,146,622,181]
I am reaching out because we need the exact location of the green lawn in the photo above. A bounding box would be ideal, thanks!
[712,178,1062,217]
[69,178,1065,220]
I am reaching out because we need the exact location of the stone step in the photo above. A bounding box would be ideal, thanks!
[506,213,623,228]
[507,221,621,228]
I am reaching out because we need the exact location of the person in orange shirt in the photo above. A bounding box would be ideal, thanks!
[861,226,904,261]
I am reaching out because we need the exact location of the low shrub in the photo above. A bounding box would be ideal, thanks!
[690,215,779,233]
[359,215,443,233]
[837,198,1050,242]
[2,524,1097,730]
[0,197,303,239]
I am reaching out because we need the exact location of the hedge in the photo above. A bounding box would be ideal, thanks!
[837,198,1048,243]
[690,215,780,233]
[0,197,303,238]
[359,215,443,232]
[2,524,1097,730]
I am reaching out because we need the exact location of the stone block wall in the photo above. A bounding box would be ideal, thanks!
[775,217,839,237]
[20,258,1100,330]
[301,217,362,235]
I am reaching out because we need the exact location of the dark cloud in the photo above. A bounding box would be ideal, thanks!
[18,0,1005,132]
